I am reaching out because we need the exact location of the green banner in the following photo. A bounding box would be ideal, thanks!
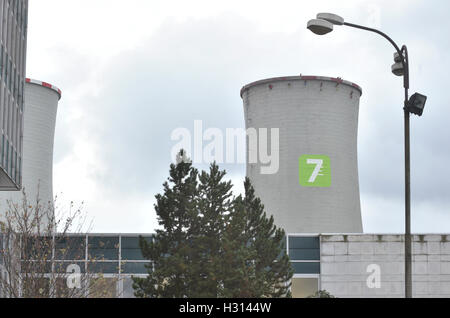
[299,155,331,187]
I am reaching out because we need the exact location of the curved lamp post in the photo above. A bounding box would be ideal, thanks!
[307,13,427,298]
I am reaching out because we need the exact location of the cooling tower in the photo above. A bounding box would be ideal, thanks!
[0,78,60,216]
[241,75,363,233]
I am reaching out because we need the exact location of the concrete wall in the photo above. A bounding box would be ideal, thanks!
[320,234,450,298]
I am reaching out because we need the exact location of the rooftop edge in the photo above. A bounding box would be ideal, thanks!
[240,75,362,98]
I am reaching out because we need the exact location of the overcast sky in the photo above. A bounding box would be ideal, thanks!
[25,0,450,234]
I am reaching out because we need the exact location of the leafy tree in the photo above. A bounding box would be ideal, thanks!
[0,190,118,298]
[133,151,292,298]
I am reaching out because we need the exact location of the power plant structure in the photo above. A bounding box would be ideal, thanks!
[0,0,448,298]
[0,78,60,222]
[0,0,29,190]
[241,75,363,234]
[0,72,449,297]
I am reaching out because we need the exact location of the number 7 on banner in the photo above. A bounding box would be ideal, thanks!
[299,155,331,187]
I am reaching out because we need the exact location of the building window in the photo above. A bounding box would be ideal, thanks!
[8,59,11,92]
[120,236,152,260]
[12,66,15,99]
[12,148,15,180]
[55,236,86,261]
[8,143,12,175]
[88,278,117,298]
[289,236,320,261]
[4,55,7,86]
[288,235,320,274]
[288,235,321,298]
[13,67,17,99]
[88,236,119,261]
[5,139,8,174]
[291,262,320,274]
[17,154,21,184]
[1,134,4,167]
[121,262,151,274]
[0,44,3,78]
[291,277,319,298]
[87,262,120,274]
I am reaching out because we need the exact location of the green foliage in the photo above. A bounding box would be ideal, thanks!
[307,290,336,298]
[132,150,293,298]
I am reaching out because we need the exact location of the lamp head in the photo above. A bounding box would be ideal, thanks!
[307,19,333,35]
[407,93,427,116]
[316,13,344,25]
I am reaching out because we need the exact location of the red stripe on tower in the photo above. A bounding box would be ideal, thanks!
[301,76,317,80]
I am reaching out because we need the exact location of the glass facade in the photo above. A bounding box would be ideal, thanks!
[21,234,155,276]
[0,234,149,298]
[0,0,28,190]
[2,233,320,297]
[287,235,320,298]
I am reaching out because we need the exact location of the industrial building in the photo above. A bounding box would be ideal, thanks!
[241,76,363,234]
[0,78,60,225]
[239,75,450,298]
[3,232,449,298]
[0,54,448,297]
[0,232,153,298]
[0,0,28,190]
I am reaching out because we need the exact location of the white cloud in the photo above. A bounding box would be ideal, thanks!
[362,193,450,234]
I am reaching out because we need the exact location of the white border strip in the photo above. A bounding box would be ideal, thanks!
[26,78,62,100]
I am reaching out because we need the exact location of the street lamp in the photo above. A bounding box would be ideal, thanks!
[407,93,427,117]
[307,19,333,35]
[307,13,427,298]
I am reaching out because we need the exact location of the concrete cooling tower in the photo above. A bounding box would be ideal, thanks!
[241,75,363,234]
[0,78,60,216]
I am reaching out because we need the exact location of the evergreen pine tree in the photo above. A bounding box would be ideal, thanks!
[221,178,293,297]
[133,150,292,298]
[132,150,199,298]
[189,163,233,297]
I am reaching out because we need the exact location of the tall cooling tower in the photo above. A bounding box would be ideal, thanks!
[241,75,363,233]
[0,78,61,215]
